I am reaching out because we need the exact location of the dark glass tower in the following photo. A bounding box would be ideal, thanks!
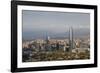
[69,27,74,51]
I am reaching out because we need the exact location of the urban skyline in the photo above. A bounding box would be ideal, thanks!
[22,10,90,62]
[22,26,90,62]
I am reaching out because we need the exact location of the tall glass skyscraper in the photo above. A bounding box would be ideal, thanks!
[69,27,74,51]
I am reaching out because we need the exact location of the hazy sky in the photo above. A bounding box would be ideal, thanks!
[22,10,90,40]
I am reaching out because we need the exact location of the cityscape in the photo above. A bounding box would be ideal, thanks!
[22,10,90,62]
[22,27,90,62]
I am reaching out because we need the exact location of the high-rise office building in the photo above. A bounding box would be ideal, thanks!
[69,27,74,51]
[45,33,51,51]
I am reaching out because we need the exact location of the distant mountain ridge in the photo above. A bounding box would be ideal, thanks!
[23,28,90,40]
